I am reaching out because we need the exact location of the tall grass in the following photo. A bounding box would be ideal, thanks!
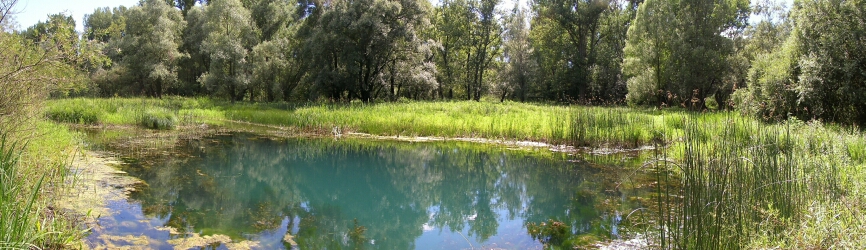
[46,98,691,147]
[0,130,83,249]
[45,97,224,129]
[0,134,44,249]
[642,114,864,249]
[0,122,93,249]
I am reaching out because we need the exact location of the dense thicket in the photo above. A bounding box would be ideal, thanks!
[13,0,866,125]
[2,1,81,134]
[735,0,866,125]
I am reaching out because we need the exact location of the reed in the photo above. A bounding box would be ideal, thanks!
[0,134,43,249]
[0,130,85,249]
[644,113,862,249]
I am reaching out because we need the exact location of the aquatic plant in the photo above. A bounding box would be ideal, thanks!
[645,115,862,249]
[527,219,571,248]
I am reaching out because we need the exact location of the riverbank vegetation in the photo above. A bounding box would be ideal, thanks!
[45,97,866,248]
[3,0,866,248]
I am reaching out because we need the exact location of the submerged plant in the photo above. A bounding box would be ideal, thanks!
[527,219,570,248]
[349,218,366,248]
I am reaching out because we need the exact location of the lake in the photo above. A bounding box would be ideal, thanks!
[85,132,644,249]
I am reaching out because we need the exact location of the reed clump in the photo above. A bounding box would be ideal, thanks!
[642,114,865,249]
[139,108,178,130]
[46,97,224,129]
[0,124,86,249]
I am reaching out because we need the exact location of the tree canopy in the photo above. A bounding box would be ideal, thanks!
[10,0,866,125]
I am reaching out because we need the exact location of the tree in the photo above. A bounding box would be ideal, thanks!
[528,0,636,103]
[734,0,866,125]
[528,13,570,100]
[200,0,259,101]
[1,0,81,133]
[303,0,436,102]
[532,0,609,101]
[247,0,305,102]
[176,6,208,95]
[499,5,536,102]
[119,0,186,98]
[787,0,866,123]
[465,0,502,101]
[432,0,472,99]
[251,24,306,102]
[84,6,129,43]
[171,0,203,15]
[623,0,748,107]
[0,0,19,31]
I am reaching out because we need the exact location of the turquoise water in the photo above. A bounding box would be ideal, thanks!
[86,133,640,249]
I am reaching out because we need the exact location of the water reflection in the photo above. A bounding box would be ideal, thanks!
[89,133,640,249]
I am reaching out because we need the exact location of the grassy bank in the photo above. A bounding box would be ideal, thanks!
[47,97,680,147]
[1,121,87,249]
[43,97,866,248]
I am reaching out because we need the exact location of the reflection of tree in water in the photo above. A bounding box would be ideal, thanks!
[118,134,632,248]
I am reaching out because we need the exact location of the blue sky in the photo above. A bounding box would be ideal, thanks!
[12,0,793,33]
[13,0,140,32]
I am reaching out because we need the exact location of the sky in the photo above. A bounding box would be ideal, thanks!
[11,0,793,33]
[12,0,140,32]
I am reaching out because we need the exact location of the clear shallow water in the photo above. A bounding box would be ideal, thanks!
[86,133,640,249]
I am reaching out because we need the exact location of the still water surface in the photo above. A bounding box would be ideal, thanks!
[86,133,638,249]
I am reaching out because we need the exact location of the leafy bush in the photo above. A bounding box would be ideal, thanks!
[734,34,800,122]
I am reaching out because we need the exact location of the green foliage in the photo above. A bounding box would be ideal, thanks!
[789,0,866,124]
[45,104,100,124]
[119,0,186,98]
[527,219,571,248]
[84,6,128,43]
[1,20,82,135]
[733,33,800,121]
[303,0,436,102]
[645,115,866,248]
[532,0,614,101]
[526,219,603,249]
[499,6,536,102]
[45,97,223,128]
[735,0,866,126]
[139,108,178,130]
[0,134,42,249]
[176,6,208,95]
[704,94,719,110]
[200,0,259,101]
[624,0,749,107]
[0,126,85,249]
[431,0,472,99]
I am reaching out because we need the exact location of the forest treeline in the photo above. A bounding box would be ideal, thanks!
[5,0,866,124]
